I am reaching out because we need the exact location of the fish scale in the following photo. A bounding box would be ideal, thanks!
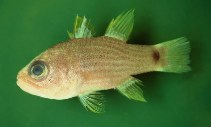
[70,37,157,75]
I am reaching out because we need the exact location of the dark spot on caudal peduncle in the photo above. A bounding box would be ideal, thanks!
[153,50,160,63]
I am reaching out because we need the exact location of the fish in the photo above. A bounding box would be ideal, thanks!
[16,10,191,113]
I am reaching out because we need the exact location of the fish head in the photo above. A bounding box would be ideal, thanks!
[17,46,81,100]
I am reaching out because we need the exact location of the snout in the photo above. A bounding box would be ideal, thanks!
[16,70,23,87]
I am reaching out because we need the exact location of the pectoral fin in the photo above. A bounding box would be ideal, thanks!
[105,10,134,42]
[116,77,146,102]
[68,15,94,39]
[78,91,105,113]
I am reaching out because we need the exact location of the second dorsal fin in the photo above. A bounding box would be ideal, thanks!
[105,10,135,42]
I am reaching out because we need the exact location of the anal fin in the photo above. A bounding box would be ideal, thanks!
[116,77,146,102]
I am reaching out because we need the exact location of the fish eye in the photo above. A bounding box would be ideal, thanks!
[31,63,44,76]
[29,60,48,80]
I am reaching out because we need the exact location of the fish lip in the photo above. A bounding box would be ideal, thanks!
[16,71,61,100]
[16,68,76,100]
[16,71,23,87]
[16,73,27,91]
[16,72,45,99]
[16,70,38,93]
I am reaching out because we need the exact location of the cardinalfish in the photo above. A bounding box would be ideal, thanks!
[17,10,191,113]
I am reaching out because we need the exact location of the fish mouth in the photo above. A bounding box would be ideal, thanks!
[16,71,23,88]
[16,70,63,100]
[16,71,32,93]
[16,70,43,97]
[16,69,75,100]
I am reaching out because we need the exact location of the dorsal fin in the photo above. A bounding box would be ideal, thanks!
[105,10,135,42]
[78,91,105,113]
[68,15,94,39]
[116,77,146,102]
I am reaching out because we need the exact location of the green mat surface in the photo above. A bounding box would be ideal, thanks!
[0,0,210,127]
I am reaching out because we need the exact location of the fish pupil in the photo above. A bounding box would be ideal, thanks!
[31,63,45,76]
[33,65,43,75]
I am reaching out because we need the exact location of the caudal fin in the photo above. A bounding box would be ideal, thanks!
[155,37,191,73]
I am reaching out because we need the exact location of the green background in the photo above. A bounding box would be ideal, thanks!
[0,0,210,127]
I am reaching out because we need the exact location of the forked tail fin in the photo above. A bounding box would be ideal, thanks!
[155,37,191,73]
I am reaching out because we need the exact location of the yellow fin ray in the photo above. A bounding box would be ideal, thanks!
[105,10,134,42]
[116,77,146,102]
[68,15,94,39]
[78,91,105,113]
[155,37,191,73]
